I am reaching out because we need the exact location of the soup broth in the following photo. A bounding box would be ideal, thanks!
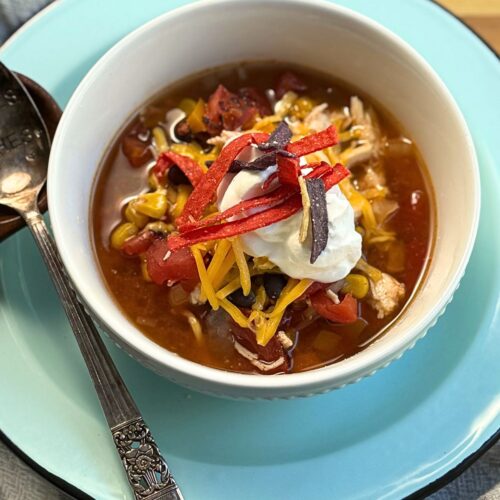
[92,62,433,374]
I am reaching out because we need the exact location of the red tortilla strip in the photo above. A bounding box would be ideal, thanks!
[168,195,303,251]
[261,171,278,190]
[286,125,338,157]
[176,132,269,226]
[179,184,297,233]
[153,151,204,186]
[177,163,348,234]
[277,156,301,185]
[320,163,350,190]
[168,164,348,250]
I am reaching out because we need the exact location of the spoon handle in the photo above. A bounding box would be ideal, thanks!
[23,209,183,500]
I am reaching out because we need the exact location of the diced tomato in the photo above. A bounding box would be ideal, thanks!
[121,230,157,256]
[310,291,358,323]
[122,136,152,167]
[238,87,272,116]
[206,85,231,122]
[204,84,259,135]
[121,125,153,167]
[146,239,199,286]
[275,71,307,99]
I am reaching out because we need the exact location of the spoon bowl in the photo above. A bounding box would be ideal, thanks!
[0,64,50,214]
[0,71,61,240]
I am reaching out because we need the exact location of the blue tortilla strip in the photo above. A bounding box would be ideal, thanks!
[229,151,277,173]
[306,178,329,263]
[257,121,293,153]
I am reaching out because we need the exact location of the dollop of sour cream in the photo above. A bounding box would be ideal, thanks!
[217,151,362,283]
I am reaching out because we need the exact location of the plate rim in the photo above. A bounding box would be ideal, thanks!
[0,0,498,498]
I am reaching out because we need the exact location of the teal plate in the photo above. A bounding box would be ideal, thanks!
[0,1,499,498]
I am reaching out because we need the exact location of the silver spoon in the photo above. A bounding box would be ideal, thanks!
[0,63,183,500]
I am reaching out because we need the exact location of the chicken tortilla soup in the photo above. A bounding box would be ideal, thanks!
[92,63,433,375]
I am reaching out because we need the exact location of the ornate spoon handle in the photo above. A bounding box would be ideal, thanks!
[24,209,183,500]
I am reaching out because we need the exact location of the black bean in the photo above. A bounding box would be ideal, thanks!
[263,273,287,300]
[227,288,256,308]
[167,165,190,185]
[205,160,214,168]
[173,119,192,142]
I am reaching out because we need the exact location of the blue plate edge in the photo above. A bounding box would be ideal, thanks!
[0,0,498,499]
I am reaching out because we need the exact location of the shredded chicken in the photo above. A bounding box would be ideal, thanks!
[304,103,330,132]
[372,198,399,225]
[358,166,386,191]
[331,108,352,130]
[234,341,286,372]
[341,143,374,168]
[206,130,243,147]
[367,272,405,319]
[342,96,382,168]
[277,331,294,349]
[189,284,203,305]
[326,289,340,304]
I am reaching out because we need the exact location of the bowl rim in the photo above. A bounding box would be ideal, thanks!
[48,0,480,393]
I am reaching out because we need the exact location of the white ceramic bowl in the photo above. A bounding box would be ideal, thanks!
[48,0,480,399]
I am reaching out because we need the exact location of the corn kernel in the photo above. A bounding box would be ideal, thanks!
[147,172,162,190]
[132,191,168,219]
[124,203,149,228]
[186,99,206,133]
[178,98,196,115]
[110,222,138,250]
[342,273,370,299]
[152,126,168,153]
[291,97,315,119]
[145,221,171,235]
[167,187,178,204]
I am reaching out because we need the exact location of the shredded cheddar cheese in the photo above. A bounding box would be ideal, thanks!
[252,285,267,311]
[212,250,236,291]
[216,277,243,300]
[340,178,395,244]
[191,245,219,310]
[253,115,282,131]
[231,238,251,296]
[267,279,313,319]
[255,279,296,346]
[219,298,249,328]
[256,314,283,346]
[199,239,232,302]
